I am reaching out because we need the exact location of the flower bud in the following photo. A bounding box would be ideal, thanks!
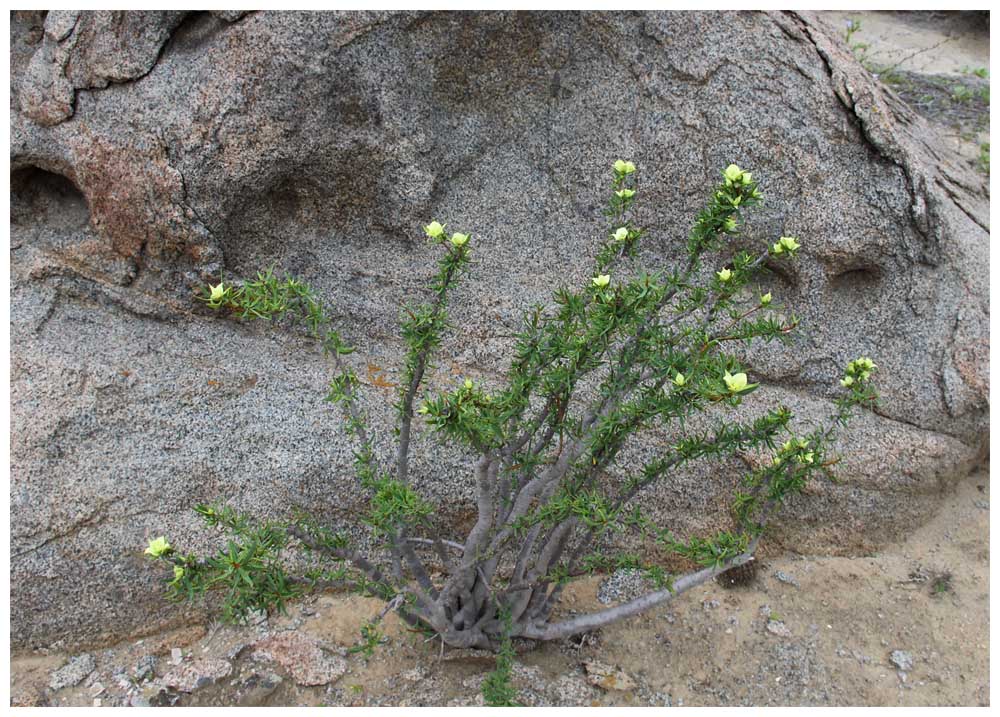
[613,227,628,242]
[144,536,172,558]
[615,188,636,199]
[778,236,800,252]
[592,274,611,288]
[717,268,732,282]
[673,372,686,387]
[450,232,470,247]
[614,159,637,174]
[424,221,445,239]
[209,283,225,302]
[760,292,772,306]
[723,164,744,184]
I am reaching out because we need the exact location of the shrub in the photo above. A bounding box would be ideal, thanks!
[146,160,878,657]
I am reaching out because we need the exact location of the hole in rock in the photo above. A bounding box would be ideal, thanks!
[10,166,91,232]
[830,265,882,294]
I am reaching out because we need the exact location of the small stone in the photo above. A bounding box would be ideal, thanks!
[597,569,653,604]
[170,648,184,665]
[584,661,636,691]
[90,681,105,696]
[401,667,427,683]
[133,655,157,682]
[766,620,791,638]
[161,658,232,692]
[235,670,283,706]
[774,570,800,587]
[889,650,914,672]
[974,500,988,510]
[702,599,720,610]
[49,653,96,691]
[550,675,596,705]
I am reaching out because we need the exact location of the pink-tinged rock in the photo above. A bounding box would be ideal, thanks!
[251,632,347,687]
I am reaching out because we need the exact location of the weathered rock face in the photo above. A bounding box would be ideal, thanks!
[10,10,988,650]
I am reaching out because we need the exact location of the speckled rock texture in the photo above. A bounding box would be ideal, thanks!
[9,10,988,650]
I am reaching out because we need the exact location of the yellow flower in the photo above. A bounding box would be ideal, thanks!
[778,236,800,252]
[771,241,784,255]
[450,232,470,247]
[723,371,748,393]
[724,217,738,232]
[209,283,225,302]
[673,372,686,387]
[615,188,636,199]
[613,227,629,242]
[614,159,637,174]
[717,268,733,282]
[172,565,185,581]
[798,452,815,465]
[760,292,772,306]
[417,404,430,415]
[424,221,445,239]
[772,455,783,466]
[464,378,474,390]
[723,164,744,184]
[840,375,854,387]
[592,274,611,288]
[144,536,171,558]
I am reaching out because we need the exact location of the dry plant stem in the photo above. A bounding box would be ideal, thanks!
[518,542,760,641]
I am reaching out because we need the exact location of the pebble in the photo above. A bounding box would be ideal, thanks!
[583,661,637,691]
[597,569,653,604]
[766,620,792,638]
[133,655,157,682]
[889,650,914,672]
[774,571,800,587]
[49,653,96,691]
[161,658,233,693]
[170,648,184,665]
[702,599,720,610]
[400,667,427,683]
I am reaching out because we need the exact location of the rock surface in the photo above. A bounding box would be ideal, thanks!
[9,10,988,650]
[250,632,347,686]
[49,653,96,691]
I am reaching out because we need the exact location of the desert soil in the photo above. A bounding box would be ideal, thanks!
[9,10,990,708]
[11,467,989,707]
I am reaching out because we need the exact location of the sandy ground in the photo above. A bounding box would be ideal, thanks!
[9,10,990,708]
[822,10,989,76]
[10,467,989,707]
[819,10,990,170]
